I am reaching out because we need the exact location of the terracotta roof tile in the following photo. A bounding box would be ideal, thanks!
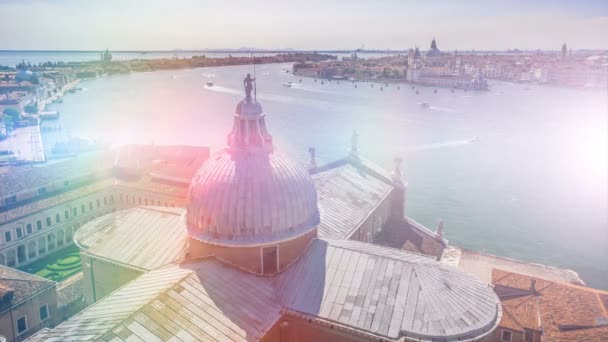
[492,269,608,341]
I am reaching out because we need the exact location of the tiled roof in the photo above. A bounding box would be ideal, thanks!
[0,152,113,197]
[313,161,394,240]
[0,179,115,225]
[75,207,188,270]
[492,269,608,341]
[0,265,56,314]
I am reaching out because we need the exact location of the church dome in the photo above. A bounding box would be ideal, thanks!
[186,97,320,246]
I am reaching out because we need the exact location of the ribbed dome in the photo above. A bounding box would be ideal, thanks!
[187,149,320,245]
[187,91,320,246]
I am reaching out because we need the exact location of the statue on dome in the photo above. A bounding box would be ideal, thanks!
[244,74,256,99]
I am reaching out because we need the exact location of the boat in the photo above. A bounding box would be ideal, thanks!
[206,82,214,87]
[419,102,430,108]
[282,81,293,87]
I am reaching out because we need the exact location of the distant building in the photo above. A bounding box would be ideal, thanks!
[561,42,568,61]
[426,38,441,58]
[0,266,57,342]
[100,49,112,62]
[0,145,209,270]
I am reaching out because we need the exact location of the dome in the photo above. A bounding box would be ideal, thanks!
[186,96,320,246]
[15,69,33,82]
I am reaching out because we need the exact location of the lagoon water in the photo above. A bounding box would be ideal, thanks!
[30,61,608,289]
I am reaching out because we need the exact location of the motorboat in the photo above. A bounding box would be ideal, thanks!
[206,82,214,87]
[419,102,430,108]
[283,81,293,87]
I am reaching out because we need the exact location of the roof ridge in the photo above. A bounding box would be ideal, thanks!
[502,306,526,330]
[322,238,434,262]
[498,269,608,295]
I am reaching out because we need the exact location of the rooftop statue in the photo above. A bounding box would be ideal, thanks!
[244,73,256,99]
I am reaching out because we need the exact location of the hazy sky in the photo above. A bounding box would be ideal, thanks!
[1,0,607,50]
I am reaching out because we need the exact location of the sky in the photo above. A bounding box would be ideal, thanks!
[1,0,607,51]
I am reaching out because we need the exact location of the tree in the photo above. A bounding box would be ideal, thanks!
[3,107,20,119]
[2,108,19,133]
[24,103,38,114]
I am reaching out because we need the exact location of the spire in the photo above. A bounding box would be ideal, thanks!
[349,130,359,157]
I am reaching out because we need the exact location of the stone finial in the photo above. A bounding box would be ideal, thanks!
[391,157,403,182]
[350,130,359,157]
[436,219,444,238]
[307,147,317,171]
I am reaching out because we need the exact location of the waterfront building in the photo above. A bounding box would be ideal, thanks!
[29,83,502,341]
[0,266,57,342]
[0,145,209,270]
[100,49,112,62]
[490,270,608,342]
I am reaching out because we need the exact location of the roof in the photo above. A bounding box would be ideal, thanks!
[0,179,114,225]
[440,246,585,285]
[31,239,501,341]
[0,265,56,314]
[29,260,283,342]
[114,144,209,184]
[74,207,188,270]
[0,151,113,198]
[275,238,501,340]
[313,160,395,240]
[375,217,447,259]
[493,269,608,341]
[187,149,320,246]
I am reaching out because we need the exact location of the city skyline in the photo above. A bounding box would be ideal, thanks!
[1,0,607,51]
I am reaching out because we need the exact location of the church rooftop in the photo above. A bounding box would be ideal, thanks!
[75,206,188,271]
[32,239,501,341]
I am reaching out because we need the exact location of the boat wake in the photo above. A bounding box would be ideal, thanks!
[405,139,477,151]
[429,106,457,113]
[203,85,241,95]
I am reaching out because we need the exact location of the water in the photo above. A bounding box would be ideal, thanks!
[33,62,608,289]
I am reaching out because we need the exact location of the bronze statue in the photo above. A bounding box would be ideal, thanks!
[244,74,255,99]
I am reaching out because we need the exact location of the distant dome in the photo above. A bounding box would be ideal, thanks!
[15,69,33,82]
[186,97,320,246]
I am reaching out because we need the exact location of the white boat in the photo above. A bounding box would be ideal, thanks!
[282,82,293,87]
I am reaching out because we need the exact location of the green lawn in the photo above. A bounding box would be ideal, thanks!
[19,245,82,282]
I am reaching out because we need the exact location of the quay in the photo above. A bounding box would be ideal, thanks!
[0,125,45,164]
